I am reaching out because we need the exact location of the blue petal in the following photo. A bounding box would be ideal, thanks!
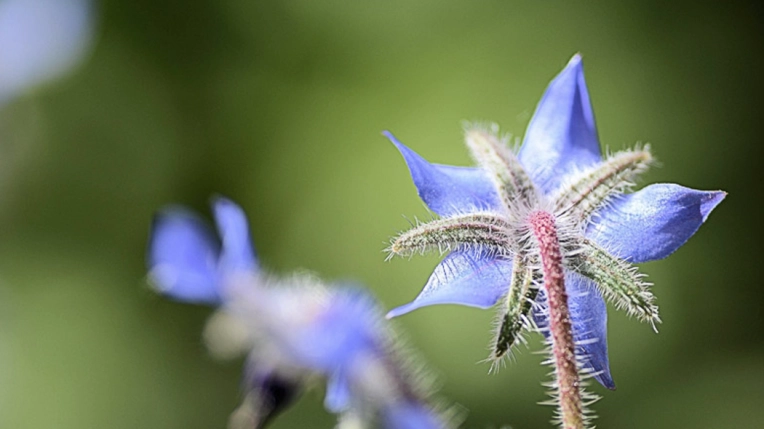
[534,273,614,390]
[212,196,258,273]
[587,184,726,263]
[519,55,602,192]
[382,401,443,429]
[384,131,502,217]
[387,249,513,318]
[285,288,380,371]
[147,208,222,304]
[324,371,352,413]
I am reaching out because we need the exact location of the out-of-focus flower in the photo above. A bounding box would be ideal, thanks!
[385,54,726,390]
[148,197,450,429]
[148,197,257,305]
[0,0,95,105]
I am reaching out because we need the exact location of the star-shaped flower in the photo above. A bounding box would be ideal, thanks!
[147,197,449,429]
[385,54,725,390]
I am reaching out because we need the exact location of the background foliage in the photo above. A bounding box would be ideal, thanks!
[1,1,762,428]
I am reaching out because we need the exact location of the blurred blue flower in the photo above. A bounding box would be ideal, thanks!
[148,197,449,428]
[0,0,94,105]
[385,54,725,389]
[147,197,257,305]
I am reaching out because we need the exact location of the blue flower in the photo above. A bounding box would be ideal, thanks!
[148,197,449,428]
[147,196,257,305]
[0,0,95,105]
[385,54,725,389]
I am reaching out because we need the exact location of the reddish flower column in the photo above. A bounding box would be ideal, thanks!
[529,210,583,429]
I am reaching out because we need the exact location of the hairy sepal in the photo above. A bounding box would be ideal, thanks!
[568,239,660,325]
[554,146,653,224]
[388,212,512,259]
[491,255,540,363]
[464,124,538,209]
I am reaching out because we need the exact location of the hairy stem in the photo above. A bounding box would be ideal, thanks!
[529,211,584,429]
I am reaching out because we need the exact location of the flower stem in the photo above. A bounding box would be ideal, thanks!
[529,211,584,429]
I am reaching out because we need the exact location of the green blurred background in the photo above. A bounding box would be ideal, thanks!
[1,1,762,428]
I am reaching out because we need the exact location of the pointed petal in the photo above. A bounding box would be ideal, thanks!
[147,208,222,304]
[324,371,352,413]
[387,249,513,318]
[534,272,614,390]
[519,55,602,192]
[384,131,502,216]
[212,196,258,273]
[587,183,726,263]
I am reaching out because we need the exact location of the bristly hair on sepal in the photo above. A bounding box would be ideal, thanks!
[567,238,660,328]
[485,254,541,371]
[553,145,654,226]
[386,212,514,261]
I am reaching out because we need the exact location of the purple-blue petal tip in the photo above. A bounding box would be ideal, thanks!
[211,195,258,273]
[386,303,417,319]
[324,372,352,413]
[383,130,502,216]
[700,191,726,221]
[588,184,726,263]
[382,130,407,154]
[518,54,602,191]
[147,208,222,305]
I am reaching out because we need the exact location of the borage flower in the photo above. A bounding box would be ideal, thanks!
[0,0,95,105]
[147,197,451,429]
[384,55,725,403]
